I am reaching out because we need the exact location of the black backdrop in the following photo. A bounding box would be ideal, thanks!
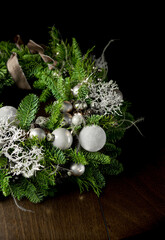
[0,3,161,173]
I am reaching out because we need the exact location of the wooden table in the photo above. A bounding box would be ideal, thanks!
[1,145,165,240]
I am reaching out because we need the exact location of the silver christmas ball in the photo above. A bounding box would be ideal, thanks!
[35,116,49,127]
[71,83,81,96]
[79,125,106,152]
[47,133,55,142]
[62,113,72,126]
[72,113,84,126]
[52,128,73,150]
[61,101,73,113]
[73,101,87,110]
[69,163,85,176]
[0,106,18,124]
[29,128,46,140]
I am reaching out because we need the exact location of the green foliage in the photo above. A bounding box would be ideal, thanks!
[0,168,11,197]
[46,100,63,130]
[0,41,15,60]
[43,141,67,165]
[83,152,111,166]
[0,62,13,92]
[100,159,124,176]
[17,94,39,130]
[0,156,8,167]
[86,114,103,125]
[9,170,56,203]
[75,166,105,196]
[77,83,89,100]
[66,149,87,165]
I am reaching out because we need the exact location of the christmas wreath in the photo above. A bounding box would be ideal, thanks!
[0,26,143,207]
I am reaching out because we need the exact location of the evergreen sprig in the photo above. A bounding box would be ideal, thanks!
[17,94,39,130]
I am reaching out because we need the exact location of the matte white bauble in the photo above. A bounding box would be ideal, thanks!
[0,106,18,124]
[52,128,73,150]
[79,125,106,152]
[29,128,46,140]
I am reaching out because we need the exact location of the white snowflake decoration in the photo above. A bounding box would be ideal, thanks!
[0,119,44,178]
[88,80,123,115]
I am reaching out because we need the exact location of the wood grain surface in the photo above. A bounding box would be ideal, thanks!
[1,148,165,240]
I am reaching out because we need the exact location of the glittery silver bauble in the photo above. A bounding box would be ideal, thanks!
[69,163,85,176]
[71,83,81,96]
[73,101,87,110]
[61,101,73,113]
[72,113,84,126]
[35,116,49,127]
[0,106,18,124]
[62,113,72,126]
[29,128,46,140]
[79,125,106,152]
[52,128,73,150]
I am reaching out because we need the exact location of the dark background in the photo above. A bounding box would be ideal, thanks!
[0,3,161,173]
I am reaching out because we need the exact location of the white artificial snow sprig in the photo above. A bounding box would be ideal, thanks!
[88,80,123,115]
[0,119,44,178]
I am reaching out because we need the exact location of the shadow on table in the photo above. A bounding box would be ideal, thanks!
[122,218,165,240]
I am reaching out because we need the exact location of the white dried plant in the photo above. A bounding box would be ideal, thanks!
[88,80,123,115]
[0,119,44,178]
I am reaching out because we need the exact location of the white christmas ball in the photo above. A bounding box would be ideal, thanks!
[29,128,46,140]
[72,113,84,126]
[79,125,106,152]
[52,128,73,150]
[69,163,85,176]
[0,106,18,124]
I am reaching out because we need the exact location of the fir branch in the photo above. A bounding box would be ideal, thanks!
[100,159,123,176]
[86,114,103,125]
[72,38,82,64]
[83,151,111,166]
[0,169,11,197]
[44,142,67,165]
[66,149,87,165]
[17,94,39,130]
[75,166,105,196]
[46,100,63,130]
[0,156,8,167]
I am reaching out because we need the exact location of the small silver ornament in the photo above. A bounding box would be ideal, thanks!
[47,133,55,142]
[61,101,73,113]
[29,128,46,140]
[79,125,106,152]
[35,116,49,127]
[0,106,18,124]
[71,83,82,96]
[72,113,84,126]
[69,163,85,176]
[73,101,87,110]
[62,113,72,126]
[52,128,73,150]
